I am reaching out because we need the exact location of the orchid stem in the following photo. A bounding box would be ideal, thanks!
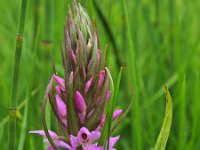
[41,0,54,149]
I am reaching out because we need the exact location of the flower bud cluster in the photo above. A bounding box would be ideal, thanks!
[30,1,123,149]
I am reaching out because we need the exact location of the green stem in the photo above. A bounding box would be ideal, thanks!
[8,0,28,149]
[41,0,54,149]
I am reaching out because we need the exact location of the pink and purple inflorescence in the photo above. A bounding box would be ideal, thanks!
[30,1,123,149]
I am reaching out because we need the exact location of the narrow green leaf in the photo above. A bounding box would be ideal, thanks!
[154,84,173,150]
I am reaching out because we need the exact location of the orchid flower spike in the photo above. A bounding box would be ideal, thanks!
[29,1,129,150]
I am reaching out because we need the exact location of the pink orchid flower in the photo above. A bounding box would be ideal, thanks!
[70,127,101,149]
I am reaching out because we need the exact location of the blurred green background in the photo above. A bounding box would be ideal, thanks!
[0,0,200,149]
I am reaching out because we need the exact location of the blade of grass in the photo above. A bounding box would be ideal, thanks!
[122,0,142,149]
[8,0,28,149]
[154,84,173,150]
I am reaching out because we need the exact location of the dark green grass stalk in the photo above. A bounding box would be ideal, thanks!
[122,0,142,149]
[8,0,28,149]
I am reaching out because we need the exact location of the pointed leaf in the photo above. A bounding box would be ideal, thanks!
[154,84,173,150]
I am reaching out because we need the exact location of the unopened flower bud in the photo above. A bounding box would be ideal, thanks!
[85,76,94,94]
[75,91,86,113]
[54,75,65,91]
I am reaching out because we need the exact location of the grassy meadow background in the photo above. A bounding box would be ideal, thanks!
[0,0,200,149]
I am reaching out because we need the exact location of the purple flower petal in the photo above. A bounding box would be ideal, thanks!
[70,127,102,149]
[53,75,65,91]
[83,144,103,150]
[108,136,120,149]
[55,86,61,95]
[75,91,86,113]
[70,135,80,148]
[47,140,71,150]
[85,76,94,94]
[29,130,58,140]
[113,110,123,120]
[89,130,101,141]
[56,94,67,118]
[77,127,91,144]
[78,127,90,137]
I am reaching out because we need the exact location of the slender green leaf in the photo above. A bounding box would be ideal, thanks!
[154,84,173,150]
